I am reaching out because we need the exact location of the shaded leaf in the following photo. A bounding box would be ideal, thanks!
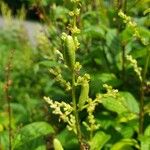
[13,122,54,150]
[57,128,78,150]
[102,97,128,115]
[90,131,111,150]
[111,139,139,150]
[119,92,139,113]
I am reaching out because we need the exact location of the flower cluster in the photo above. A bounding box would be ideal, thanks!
[82,84,119,133]
[76,74,90,85]
[69,8,80,17]
[103,84,119,98]
[83,98,100,132]
[74,62,82,73]
[36,30,51,52]
[126,55,142,81]
[44,96,77,133]
[49,68,71,91]
[70,0,80,4]
[118,10,147,45]
[67,0,81,35]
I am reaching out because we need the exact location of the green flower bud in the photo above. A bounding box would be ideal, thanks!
[63,35,76,70]
[78,82,89,110]
[53,138,64,150]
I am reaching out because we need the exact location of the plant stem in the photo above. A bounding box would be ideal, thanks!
[4,50,14,150]
[71,71,82,148]
[120,0,127,85]
[123,0,127,13]
[139,49,150,134]
[122,44,126,85]
[90,130,93,141]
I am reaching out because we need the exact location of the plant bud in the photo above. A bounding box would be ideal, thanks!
[78,82,89,110]
[63,35,76,70]
[53,138,64,150]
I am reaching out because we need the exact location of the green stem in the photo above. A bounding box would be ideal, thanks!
[139,48,150,134]
[90,129,93,141]
[71,71,82,148]
[122,45,126,85]
[123,0,127,13]
[5,50,14,150]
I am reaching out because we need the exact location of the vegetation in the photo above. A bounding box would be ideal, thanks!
[0,0,150,150]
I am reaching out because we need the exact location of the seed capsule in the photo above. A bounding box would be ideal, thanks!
[78,82,89,110]
[53,138,64,150]
[63,35,76,70]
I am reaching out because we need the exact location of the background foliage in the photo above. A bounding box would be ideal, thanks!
[0,0,150,150]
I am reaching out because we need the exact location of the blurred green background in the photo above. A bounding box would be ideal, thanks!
[0,0,150,150]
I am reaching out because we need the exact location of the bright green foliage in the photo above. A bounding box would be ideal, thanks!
[13,122,54,150]
[140,125,150,150]
[111,139,139,150]
[90,131,111,150]
[53,138,64,150]
[0,0,150,150]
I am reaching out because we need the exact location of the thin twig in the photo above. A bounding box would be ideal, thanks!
[4,49,14,150]
[139,48,150,134]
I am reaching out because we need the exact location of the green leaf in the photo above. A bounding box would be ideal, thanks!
[140,136,150,150]
[4,103,28,124]
[106,29,120,53]
[131,47,148,59]
[140,125,150,150]
[0,131,9,150]
[144,8,150,15]
[56,128,78,150]
[54,6,69,22]
[91,73,121,94]
[101,97,128,115]
[101,91,139,117]
[119,92,139,113]
[13,122,54,150]
[90,131,111,150]
[83,25,105,39]
[39,60,62,67]
[145,125,150,136]
[111,139,139,150]
[119,125,134,138]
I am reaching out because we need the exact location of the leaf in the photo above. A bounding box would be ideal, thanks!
[5,103,28,124]
[101,91,139,117]
[106,29,120,53]
[0,131,9,150]
[119,92,139,113]
[13,122,54,150]
[56,128,79,150]
[144,8,150,15]
[90,73,121,94]
[119,125,134,138]
[83,25,105,39]
[101,97,128,115]
[145,125,150,136]
[39,60,62,67]
[54,6,69,22]
[140,136,150,150]
[111,139,139,150]
[90,131,111,150]
[140,125,150,150]
[131,47,148,59]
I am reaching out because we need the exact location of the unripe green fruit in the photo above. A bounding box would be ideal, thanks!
[78,82,89,110]
[53,138,64,150]
[63,35,76,70]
